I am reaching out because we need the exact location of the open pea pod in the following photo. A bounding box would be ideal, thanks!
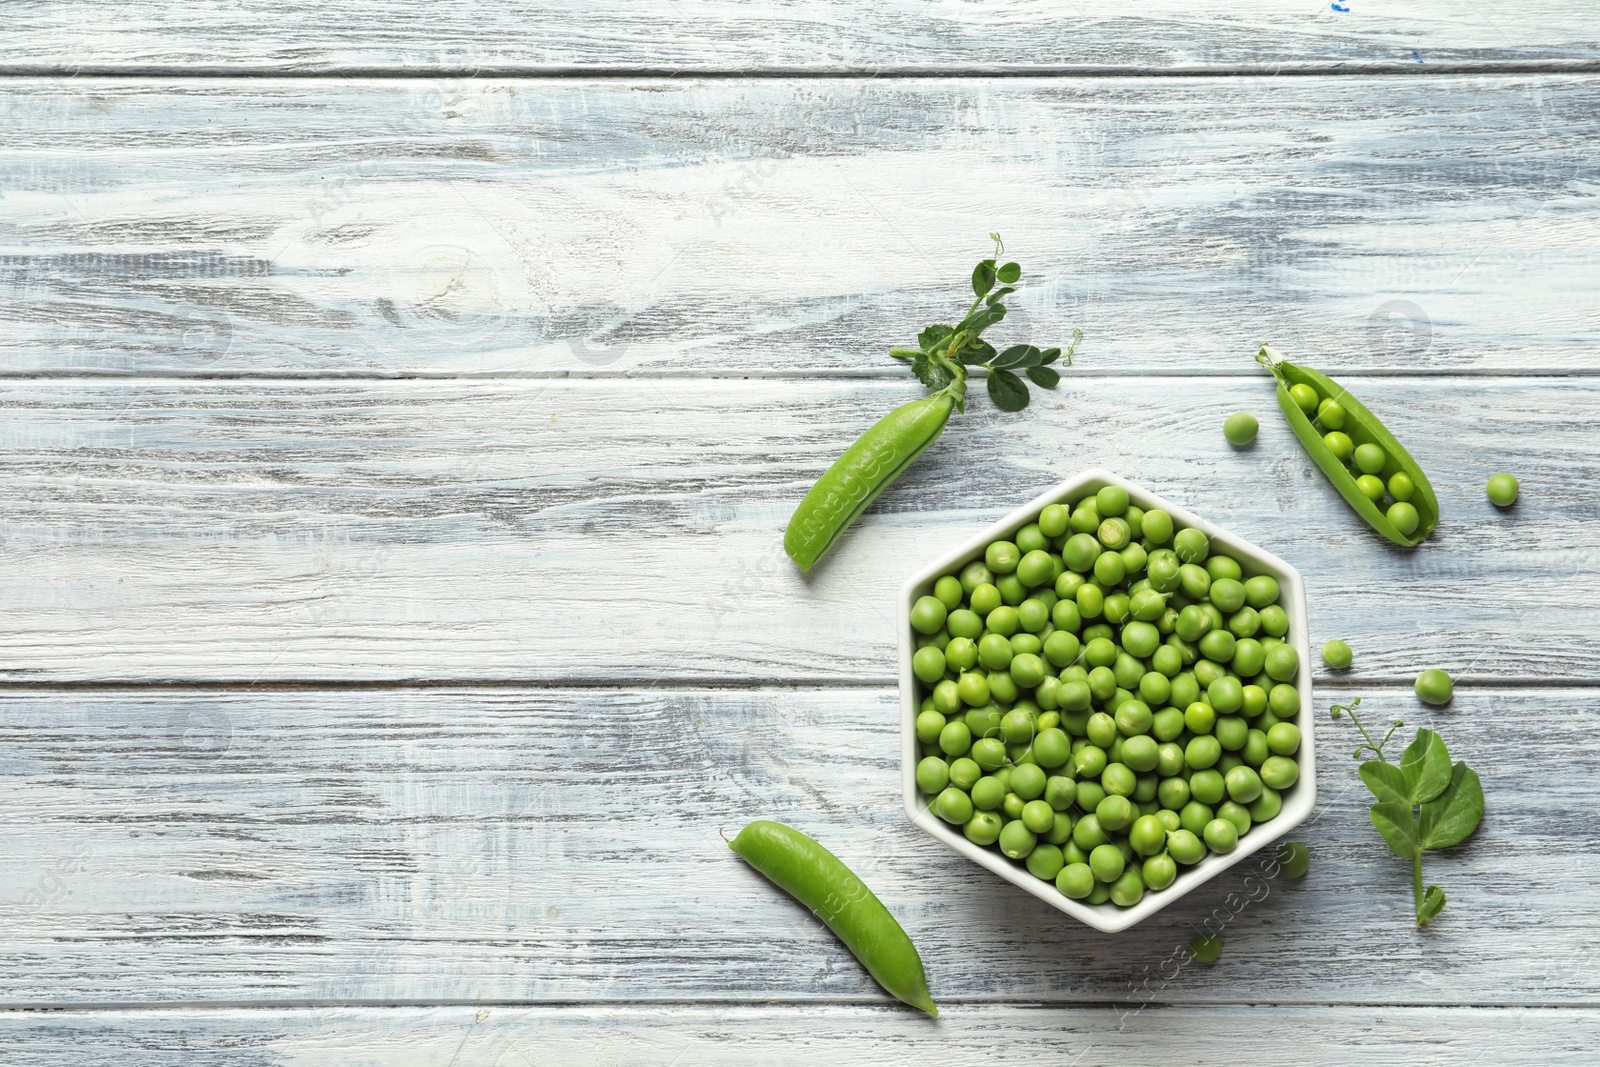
[1257,345,1439,547]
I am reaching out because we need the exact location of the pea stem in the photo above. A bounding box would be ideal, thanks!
[1413,832,1424,920]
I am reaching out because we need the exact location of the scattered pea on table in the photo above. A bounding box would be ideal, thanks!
[1415,668,1454,706]
[1224,411,1259,447]
[1487,472,1520,507]
[1321,639,1352,670]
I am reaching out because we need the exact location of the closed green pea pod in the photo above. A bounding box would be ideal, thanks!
[730,821,937,1015]
[785,393,957,571]
[1256,346,1438,547]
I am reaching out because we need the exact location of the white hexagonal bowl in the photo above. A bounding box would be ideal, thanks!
[899,469,1315,933]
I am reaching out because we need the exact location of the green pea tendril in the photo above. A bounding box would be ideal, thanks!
[889,234,1081,414]
[1331,697,1485,928]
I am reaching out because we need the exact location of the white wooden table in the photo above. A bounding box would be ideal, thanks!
[3,5,1599,1063]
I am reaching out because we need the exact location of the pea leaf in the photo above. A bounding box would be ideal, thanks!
[1359,759,1410,806]
[986,369,1030,412]
[1419,762,1484,850]
[1026,365,1060,388]
[910,352,953,391]
[1038,346,1063,366]
[1401,729,1453,804]
[1417,884,1447,926]
[984,286,1016,307]
[991,344,1042,370]
[917,324,955,352]
[996,261,1021,284]
[972,260,996,298]
[956,339,997,365]
[1369,800,1418,860]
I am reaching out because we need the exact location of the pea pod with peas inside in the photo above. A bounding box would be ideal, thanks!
[729,820,937,1015]
[1256,345,1439,547]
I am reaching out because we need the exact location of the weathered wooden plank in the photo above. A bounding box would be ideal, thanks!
[3,76,1598,376]
[3,1004,1599,1066]
[1,685,1593,1005]
[0,377,1592,682]
[6,2,1600,73]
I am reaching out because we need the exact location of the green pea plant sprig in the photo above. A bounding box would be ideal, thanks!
[1330,697,1485,927]
[888,233,1082,414]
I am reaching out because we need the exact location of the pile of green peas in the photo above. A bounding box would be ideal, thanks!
[909,485,1304,908]
[1285,383,1421,536]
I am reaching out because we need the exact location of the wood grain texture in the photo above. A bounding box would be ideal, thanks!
[4,1004,1600,1066]
[0,376,1593,683]
[3,77,1599,377]
[1,685,1595,1005]
[6,2,1600,73]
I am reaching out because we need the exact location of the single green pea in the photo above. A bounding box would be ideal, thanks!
[959,560,993,594]
[999,819,1037,860]
[1259,755,1300,790]
[1095,485,1130,517]
[1076,582,1105,620]
[938,719,973,758]
[1084,637,1117,671]
[1384,471,1414,503]
[1142,853,1177,892]
[1167,635,1200,670]
[1146,554,1181,595]
[1178,564,1212,601]
[1241,576,1277,610]
[970,736,1008,771]
[1199,629,1237,665]
[1021,842,1063,882]
[1264,643,1299,682]
[1083,622,1114,644]
[1114,700,1155,738]
[1170,672,1200,709]
[1353,442,1386,475]
[916,756,950,794]
[995,574,1027,606]
[1209,577,1247,614]
[1009,653,1047,688]
[934,786,974,824]
[1044,775,1077,811]
[1007,761,1045,799]
[1385,500,1419,535]
[1015,523,1048,555]
[1174,803,1211,842]
[947,609,983,641]
[1016,602,1050,639]
[1217,800,1252,837]
[1183,700,1216,735]
[949,758,982,791]
[1155,774,1189,810]
[1120,735,1160,774]
[914,709,947,745]
[986,606,1020,638]
[1203,817,1239,854]
[1320,638,1352,670]
[1056,679,1093,713]
[1139,509,1174,545]
[999,709,1035,747]
[1173,527,1210,564]
[1175,604,1212,643]
[1415,667,1454,706]
[1113,652,1146,692]
[1248,784,1282,822]
[1050,598,1083,634]
[1188,933,1223,964]
[1120,542,1148,575]
[1185,734,1222,770]
[1062,532,1100,573]
[1257,605,1289,639]
[1101,763,1137,799]
[1288,382,1319,414]
[1487,472,1519,507]
[970,775,1006,811]
[1056,861,1095,899]
[1056,571,1087,602]
[1189,768,1225,806]
[1224,411,1259,447]
[1266,721,1301,756]
[1089,842,1126,883]
[1098,516,1133,551]
[1205,677,1243,716]
[1276,840,1310,878]
[1074,744,1109,780]
[956,672,991,707]
[1041,631,1081,670]
[1228,606,1261,639]
[1168,828,1206,866]
[1241,728,1269,768]
[1046,812,1075,846]
[1316,397,1346,430]
[940,637,975,673]
[1070,500,1100,534]
[1214,715,1248,752]
[1138,670,1172,707]
[912,645,946,684]
[1032,727,1071,769]
[1241,683,1268,718]
[1075,780,1107,815]
[910,595,947,635]
[1016,549,1055,588]
[1021,799,1056,834]
[1192,659,1227,688]
[964,810,1003,846]
[1322,430,1353,460]
[1038,503,1071,538]
[970,582,1002,616]
[1268,682,1299,717]
[1151,644,1183,679]
[1093,550,1126,587]
[1231,638,1266,678]
[932,575,963,612]
[1072,812,1109,852]
[1128,814,1167,857]
[1354,473,1386,503]
[1224,765,1264,804]
[985,540,1021,575]
[964,706,1002,740]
